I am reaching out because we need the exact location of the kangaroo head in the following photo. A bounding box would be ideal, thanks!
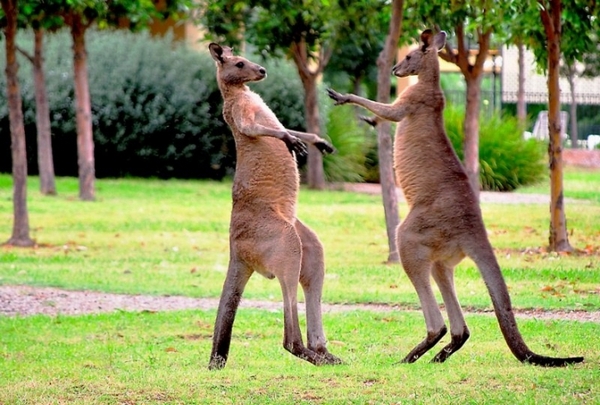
[209,43,267,85]
[392,30,447,78]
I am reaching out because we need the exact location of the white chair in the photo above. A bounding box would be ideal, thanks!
[527,110,569,141]
[587,134,600,150]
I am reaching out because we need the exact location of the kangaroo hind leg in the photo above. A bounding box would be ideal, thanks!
[399,236,447,363]
[430,260,470,363]
[296,219,342,365]
[272,224,327,365]
[209,257,253,370]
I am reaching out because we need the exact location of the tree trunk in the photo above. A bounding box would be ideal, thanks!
[301,74,326,190]
[374,0,404,263]
[33,28,57,195]
[439,25,489,202]
[541,0,572,252]
[1,0,35,247]
[70,15,96,201]
[290,39,326,190]
[567,69,578,148]
[516,40,527,127]
[464,75,483,198]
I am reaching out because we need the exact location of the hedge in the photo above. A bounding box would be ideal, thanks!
[0,29,307,180]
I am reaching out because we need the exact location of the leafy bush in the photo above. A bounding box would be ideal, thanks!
[0,29,310,179]
[444,104,546,191]
[321,102,376,183]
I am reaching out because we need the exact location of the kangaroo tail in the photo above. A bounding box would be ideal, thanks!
[468,242,584,367]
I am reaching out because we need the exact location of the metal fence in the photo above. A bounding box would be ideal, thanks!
[444,89,600,143]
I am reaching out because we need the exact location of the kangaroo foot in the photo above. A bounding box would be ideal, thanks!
[431,328,470,363]
[401,326,447,363]
[315,350,343,365]
[286,343,342,366]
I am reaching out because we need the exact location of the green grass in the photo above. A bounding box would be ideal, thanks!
[1,171,600,403]
[519,166,600,203]
[1,310,598,404]
[1,174,599,310]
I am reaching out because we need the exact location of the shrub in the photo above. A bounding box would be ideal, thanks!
[321,102,376,183]
[0,29,310,180]
[444,104,546,191]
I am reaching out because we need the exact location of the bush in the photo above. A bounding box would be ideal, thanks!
[0,29,310,180]
[321,102,376,183]
[444,104,546,191]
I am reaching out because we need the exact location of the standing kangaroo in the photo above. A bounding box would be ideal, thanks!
[208,43,341,370]
[327,30,583,367]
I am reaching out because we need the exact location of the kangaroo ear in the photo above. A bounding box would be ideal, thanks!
[433,31,447,52]
[420,29,434,52]
[209,43,225,63]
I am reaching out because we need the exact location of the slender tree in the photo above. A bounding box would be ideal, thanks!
[504,3,533,128]
[1,0,35,246]
[51,0,191,200]
[539,0,571,251]
[52,2,99,201]
[15,3,64,195]
[516,40,527,126]
[523,0,598,251]
[372,0,405,263]
[563,62,579,147]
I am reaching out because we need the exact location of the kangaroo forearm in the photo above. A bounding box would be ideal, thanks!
[241,122,286,140]
[287,130,320,144]
[346,94,406,122]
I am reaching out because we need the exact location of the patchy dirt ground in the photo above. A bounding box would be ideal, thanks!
[1,285,600,323]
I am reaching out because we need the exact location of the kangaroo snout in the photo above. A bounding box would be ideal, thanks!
[392,63,409,78]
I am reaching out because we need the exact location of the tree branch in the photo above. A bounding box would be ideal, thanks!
[454,22,470,76]
[538,0,554,40]
[316,45,332,75]
[16,45,34,64]
[471,29,491,77]
[290,40,313,79]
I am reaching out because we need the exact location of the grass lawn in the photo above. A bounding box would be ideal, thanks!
[1,169,599,403]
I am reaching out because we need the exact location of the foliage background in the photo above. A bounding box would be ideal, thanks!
[1,28,551,188]
[0,29,309,180]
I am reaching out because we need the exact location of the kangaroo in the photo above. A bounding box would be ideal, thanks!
[207,43,341,370]
[327,30,583,367]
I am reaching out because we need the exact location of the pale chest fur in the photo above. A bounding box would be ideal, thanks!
[222,90,299,222]
[392,86,459,206]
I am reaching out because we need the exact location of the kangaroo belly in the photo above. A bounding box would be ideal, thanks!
[230,212,299,278]
[232,136,299,220]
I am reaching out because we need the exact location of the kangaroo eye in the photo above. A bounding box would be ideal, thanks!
[406,55,411,60]
[235,62,244,68]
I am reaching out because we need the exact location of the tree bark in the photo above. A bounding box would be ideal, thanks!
[540,0,572,252]
[374,0,404,263]
[70,14,96,201]
[33,28,57,195]
[1,0,35,247]
[516,40,527,127]
[566,67,578,148]
[439,24,490,202]
[463,75,483,196]
[290,39,328,190]
[301,75,325,190]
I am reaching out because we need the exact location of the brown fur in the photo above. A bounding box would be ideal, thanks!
[208,43,341,369]
[327,30,583,367]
